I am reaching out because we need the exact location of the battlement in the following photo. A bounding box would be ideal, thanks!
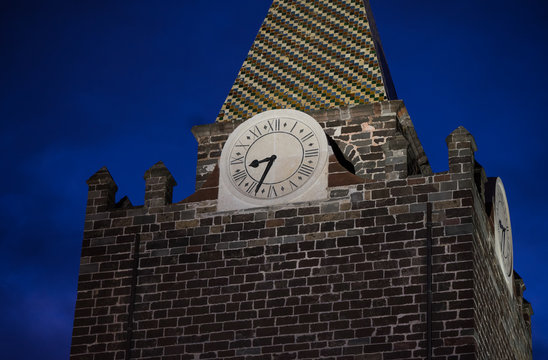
[74,100,531,360]
[87,101,492,212]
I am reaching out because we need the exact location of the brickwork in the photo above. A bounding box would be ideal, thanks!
[473,185,532,359]
[73,169,136,359]
[71,101,532,359]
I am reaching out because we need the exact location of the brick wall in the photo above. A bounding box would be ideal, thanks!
[71,101,532,359]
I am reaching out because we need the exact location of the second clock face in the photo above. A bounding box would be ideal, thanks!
[495,182,513,278]
[228,114,322,199]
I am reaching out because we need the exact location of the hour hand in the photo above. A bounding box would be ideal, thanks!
[499,220,506,232]
[255,155,277,194]
[249,155,276,168]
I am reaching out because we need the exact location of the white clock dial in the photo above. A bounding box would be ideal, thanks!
[218,109,329,210]
[492,177,513,290]
[496,197,512,277]
[228,116,321,199]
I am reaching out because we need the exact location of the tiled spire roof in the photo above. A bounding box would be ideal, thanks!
[216,0,396,123]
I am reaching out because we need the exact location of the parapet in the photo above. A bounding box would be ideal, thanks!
[76,104,532,359]
[85,167,117,215]
[143,161,177,208]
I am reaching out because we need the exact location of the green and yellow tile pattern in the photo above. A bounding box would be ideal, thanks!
[216,0,393,123]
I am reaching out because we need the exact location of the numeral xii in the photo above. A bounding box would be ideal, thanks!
[267,118,280,132]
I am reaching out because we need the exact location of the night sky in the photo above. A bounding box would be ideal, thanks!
[1,0,547,358]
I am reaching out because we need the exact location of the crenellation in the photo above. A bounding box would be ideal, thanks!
[144,161,177,208]
[86,167,118,214]
[72,1,531,358]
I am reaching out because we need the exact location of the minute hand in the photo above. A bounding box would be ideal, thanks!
[255,155,277,194]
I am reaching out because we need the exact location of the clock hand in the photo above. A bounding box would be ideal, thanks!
[255,155,277,194]
[249,156,275,168]
[501,228,507,254]
[499,220,506,231]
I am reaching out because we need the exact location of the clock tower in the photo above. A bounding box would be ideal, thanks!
[71,1,533,359]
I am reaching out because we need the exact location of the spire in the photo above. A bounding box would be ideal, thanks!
[216,0,397,123]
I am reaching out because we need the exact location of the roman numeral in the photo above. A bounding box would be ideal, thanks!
[267,118,280,132]
[267,186,278,198]
[235,141,250,150]
[304,149,319,157]
[290,122,298,133]
[298,164,314,177]
[249,126,262,139]
[230,155,244,165]
[246,182,258,194]
[289,180,298,190]
[301,132,314,142]
[232,171,247,185]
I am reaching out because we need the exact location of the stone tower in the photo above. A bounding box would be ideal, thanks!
[70,1,532,359]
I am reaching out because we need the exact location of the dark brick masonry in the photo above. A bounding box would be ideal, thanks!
[71,101,531,360]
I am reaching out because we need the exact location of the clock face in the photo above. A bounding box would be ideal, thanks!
[495,196,512,277]
[493,177,513,287]
[228,112,323,199]
[218,109,328,209]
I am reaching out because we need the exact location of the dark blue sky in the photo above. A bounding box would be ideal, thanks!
[1,0,547,358]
